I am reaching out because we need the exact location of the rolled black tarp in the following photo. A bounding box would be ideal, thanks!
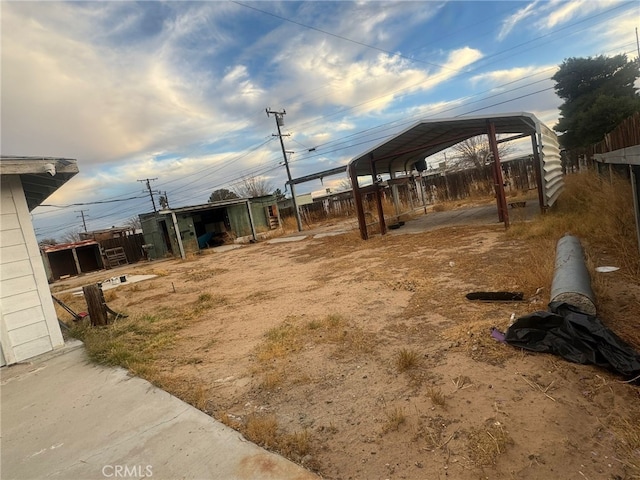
[504,302,640,380]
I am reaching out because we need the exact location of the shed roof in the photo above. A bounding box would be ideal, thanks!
[42,239,98,253]
[347,112,541,177]
[0,156,79,211]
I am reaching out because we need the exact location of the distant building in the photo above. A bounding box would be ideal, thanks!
[41,240,104,282]
[0,156,79,365]
[79,227,135,241]
[139,195,279,259]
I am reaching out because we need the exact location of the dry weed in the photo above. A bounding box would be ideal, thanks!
[452,375,472,390]
[383,406,406,432]
[441,319,516,365]
[467,420,513,466]
[396,348,420,372]
[427,387,446,407]
[243,414,311,460]
[608,414,640,477]
[261,370,284,391]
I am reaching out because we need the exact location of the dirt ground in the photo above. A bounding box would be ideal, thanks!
[53,216,640,480]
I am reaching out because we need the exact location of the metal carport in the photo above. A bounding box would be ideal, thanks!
[346,112,563,239]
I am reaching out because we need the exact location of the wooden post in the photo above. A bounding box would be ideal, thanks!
[349,163,368,240]
[83,284,108,326]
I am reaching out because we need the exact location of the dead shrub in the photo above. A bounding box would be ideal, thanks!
[383,406,406,433]
[396,348,420,372]
[467,420,513,466]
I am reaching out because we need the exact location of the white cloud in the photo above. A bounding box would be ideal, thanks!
[498,1,540,41]
[536,0,622,29]
[0,3,253,166]
[471,65,558,86]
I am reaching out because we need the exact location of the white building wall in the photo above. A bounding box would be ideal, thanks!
[0,176,64,365]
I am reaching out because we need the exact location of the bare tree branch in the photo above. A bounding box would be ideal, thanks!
[233,176,273,198]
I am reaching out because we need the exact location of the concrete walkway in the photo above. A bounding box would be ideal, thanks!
[388,198,540,235]
[1,344,318,480]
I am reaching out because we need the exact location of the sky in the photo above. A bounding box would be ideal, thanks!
[1,0,638,241]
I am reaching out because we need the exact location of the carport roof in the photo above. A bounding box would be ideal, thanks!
[347,112,542,177]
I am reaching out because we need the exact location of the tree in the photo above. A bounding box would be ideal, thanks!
[60,228,83,244]
[233,176,273,198]
[124,215,142,232]
[273,188,286,201]
[38,237,58,248]
[450,135,513,170]
[552,54,640,149]
[208,188,239,202]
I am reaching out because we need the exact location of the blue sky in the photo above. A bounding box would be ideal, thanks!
[1,1,638,240]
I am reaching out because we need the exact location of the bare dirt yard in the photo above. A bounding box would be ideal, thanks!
[54,194,640,480]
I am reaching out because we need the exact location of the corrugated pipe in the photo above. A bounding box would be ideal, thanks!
[550,235,596,315]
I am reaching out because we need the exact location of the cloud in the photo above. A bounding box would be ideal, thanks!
[471,65,558,86]
[539,0,619,29]
[0,2,259,166]
[498,1,540,41]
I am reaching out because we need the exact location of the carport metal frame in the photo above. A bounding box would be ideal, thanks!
[346,112,562,240]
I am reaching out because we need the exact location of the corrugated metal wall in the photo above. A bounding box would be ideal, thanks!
[538,123,564,208]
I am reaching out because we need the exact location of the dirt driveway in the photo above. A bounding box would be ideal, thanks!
[53,212,640,480]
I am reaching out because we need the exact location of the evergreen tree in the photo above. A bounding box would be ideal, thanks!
[552,54,640,149]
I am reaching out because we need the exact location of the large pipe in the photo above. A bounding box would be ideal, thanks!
[550,235,596,315]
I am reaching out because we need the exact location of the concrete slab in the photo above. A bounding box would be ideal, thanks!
[387,199,540,236]
[1,347,318,480]
[267,236,307,244]
[69,274,158,296]
[313,231,349,239]
[211,244,244,253]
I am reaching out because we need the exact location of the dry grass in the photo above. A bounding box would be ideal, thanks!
[261,370,284,391]
[71,312,181,378]
[228,413,312,462]
[507,170,640,350]
[383,406,406,432]
[426,387,446,407]
[452,375,472,390]
[441,319,516,365]
[608,414,640,478]
[467,420,513,466]
[186,268,229,282]
[396,348,420,372]
[255,314,375,367]
[508,171,639,278]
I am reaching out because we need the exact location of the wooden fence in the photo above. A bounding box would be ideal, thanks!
[99,233,146,265]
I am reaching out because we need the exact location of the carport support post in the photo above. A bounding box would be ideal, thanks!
[530,134,546,213]
[418,174,428,214]
[349,163,368,240]
[487,120,509,228]
[390,171,401,218]
[371,154,387,236]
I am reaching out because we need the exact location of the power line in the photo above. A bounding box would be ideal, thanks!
[137,178,159,213]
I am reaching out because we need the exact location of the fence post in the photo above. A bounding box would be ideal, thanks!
[83,284,108,326]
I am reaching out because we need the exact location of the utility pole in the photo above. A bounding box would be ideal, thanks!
[75,209,88,232]
[138,178,158,212]
[159,191,170,210]
[266,108,303,232]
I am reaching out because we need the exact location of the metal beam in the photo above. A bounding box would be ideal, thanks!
[288,165,348,185]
